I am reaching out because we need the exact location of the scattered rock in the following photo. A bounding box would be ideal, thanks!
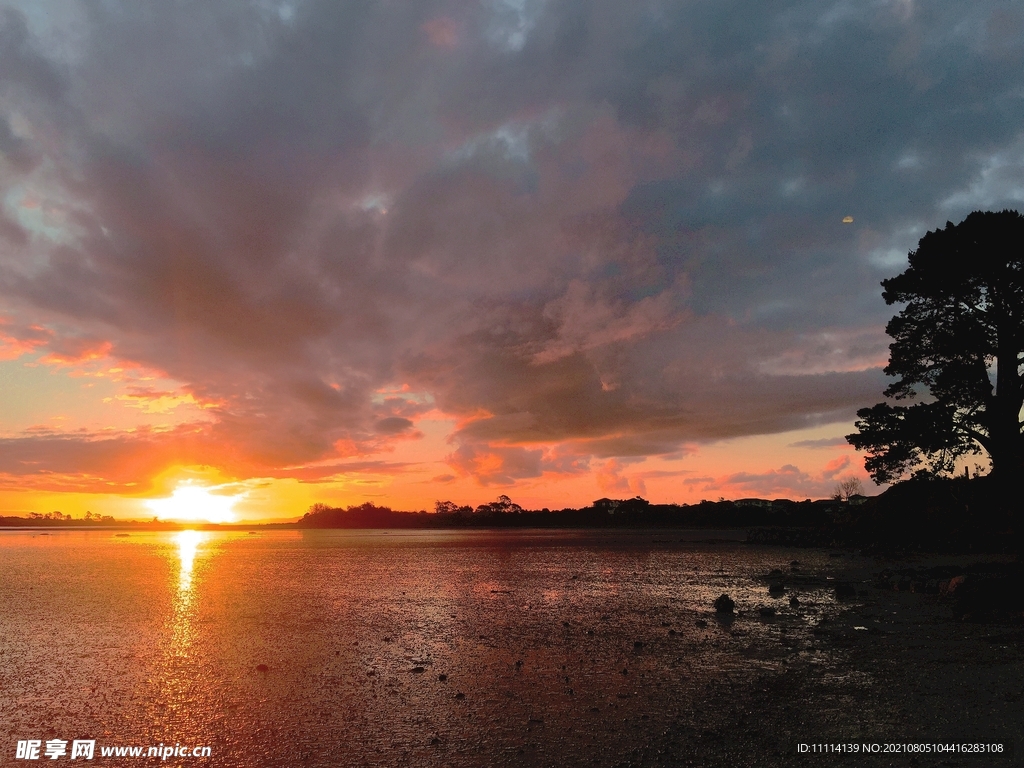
[834,583,857,599]
[714,594,735,614]
[943,575,967,595]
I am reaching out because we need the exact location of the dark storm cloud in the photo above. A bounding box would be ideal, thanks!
[1,0,1022,485]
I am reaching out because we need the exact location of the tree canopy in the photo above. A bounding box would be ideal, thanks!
[847,210,1024,484]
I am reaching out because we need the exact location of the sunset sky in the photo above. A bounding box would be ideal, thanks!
[1,0,1022,520]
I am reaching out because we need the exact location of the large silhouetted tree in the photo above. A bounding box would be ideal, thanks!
[847,210,1024,485]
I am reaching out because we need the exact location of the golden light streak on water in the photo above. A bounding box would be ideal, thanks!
[170,530,208,658]
[175,529,206,593]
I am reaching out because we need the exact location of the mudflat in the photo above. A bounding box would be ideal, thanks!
[1,530,1019,766]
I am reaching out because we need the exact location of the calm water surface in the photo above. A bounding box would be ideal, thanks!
[1,529,845,766]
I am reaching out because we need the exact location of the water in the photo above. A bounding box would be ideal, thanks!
[1,529,845,766]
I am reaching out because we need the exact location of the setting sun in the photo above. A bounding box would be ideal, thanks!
[145,483,243,524]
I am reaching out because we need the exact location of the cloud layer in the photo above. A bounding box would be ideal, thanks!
[1,0,1022,498]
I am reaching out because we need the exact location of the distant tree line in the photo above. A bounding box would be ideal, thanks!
[0,510,117,526]
[296,493,867,530]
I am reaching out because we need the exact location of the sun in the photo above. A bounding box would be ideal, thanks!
[145,482,243,523]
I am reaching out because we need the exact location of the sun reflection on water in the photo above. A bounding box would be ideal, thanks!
[170,530,208,657]
[176,529,206,593]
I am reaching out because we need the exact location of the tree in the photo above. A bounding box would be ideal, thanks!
[832,476,863,502]
[847,210,1024,484]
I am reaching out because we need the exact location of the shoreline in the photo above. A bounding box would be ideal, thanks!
[661,551,1023,766]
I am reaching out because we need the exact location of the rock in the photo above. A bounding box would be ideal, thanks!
[255,664,269,673]
[758,606,776,618]
[714,594,735,613]
[454,692,465,700]
[768,583,786,595]
[411,666,425,673]
[633,641,644,650]
[695,619,708,628]
[438,674,447,682]
[834,583,857,599]
[943,575,967,595]
[951,574,1024,622]
[789,560,800,567]
[668,629,676,636]
[789,596,800,607]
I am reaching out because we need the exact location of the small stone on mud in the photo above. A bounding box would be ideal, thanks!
[834,583,857,599]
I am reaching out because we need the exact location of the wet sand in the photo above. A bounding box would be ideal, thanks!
[1,530,1020,766]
